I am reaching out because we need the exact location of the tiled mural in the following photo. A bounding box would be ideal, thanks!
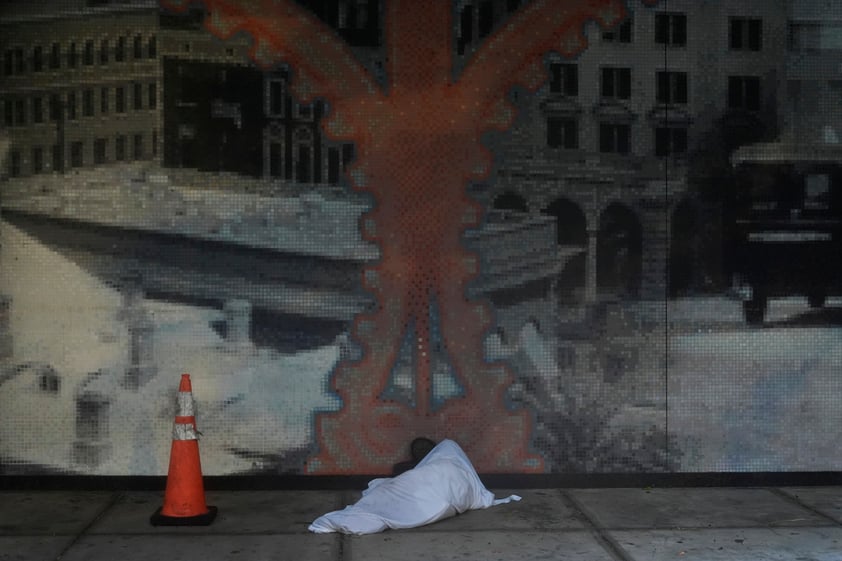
[1,0,841,476]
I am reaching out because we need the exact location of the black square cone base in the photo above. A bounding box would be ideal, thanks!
[150,505,218,526]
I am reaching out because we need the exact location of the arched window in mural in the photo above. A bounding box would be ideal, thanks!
[670,199,698,297]
[327,142,356,185]
[543,197,587,301]
[265,119,285,179]
[293,127,313,183]
[268,138,284,178]
[597,202,642,297]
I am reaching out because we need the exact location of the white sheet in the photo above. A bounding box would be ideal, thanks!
[308,439,521,534]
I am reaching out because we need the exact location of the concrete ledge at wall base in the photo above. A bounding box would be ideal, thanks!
[1,472,840,491]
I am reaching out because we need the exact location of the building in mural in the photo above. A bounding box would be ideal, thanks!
[463,0,787,300]
[0,1,162,176]
[159,4,360,182]
[783,0,842,146]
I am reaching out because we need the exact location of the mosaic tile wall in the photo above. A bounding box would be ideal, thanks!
[1,0,841,476]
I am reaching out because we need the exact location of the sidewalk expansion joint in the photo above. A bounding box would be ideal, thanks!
[54,491,124,561]
[769,487,842,527]
[559,490,635,561]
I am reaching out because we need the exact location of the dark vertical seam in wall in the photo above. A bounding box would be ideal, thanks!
[662,0,672,473]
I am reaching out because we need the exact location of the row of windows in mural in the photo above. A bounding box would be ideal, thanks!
[9,67,756,173]
[462,5,836,54]
[546,63,760,156]
[151,5,774,173]
[458,5,757,51]
[3,83,158,128]
[3,83,159,177]
[462,10,761,51]
[0,69,347,182]
[0,67,755,175]
[6,132,158,177]
[2,34,157,76]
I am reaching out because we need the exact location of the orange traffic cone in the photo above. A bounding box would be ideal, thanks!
[150,374,217,526]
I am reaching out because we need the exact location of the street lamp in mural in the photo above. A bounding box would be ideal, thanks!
[163,0,658,473]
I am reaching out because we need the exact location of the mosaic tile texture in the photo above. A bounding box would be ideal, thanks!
[0,0,840,475]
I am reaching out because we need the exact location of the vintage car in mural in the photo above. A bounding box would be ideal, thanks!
[731,142,842,324]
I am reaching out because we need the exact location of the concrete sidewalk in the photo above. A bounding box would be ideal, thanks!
[1,487,841,560]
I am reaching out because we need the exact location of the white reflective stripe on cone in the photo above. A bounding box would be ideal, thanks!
[173,423,199,441]
[177,392,196,416]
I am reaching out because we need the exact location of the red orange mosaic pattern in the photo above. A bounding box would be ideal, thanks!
[165,0,656,473]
